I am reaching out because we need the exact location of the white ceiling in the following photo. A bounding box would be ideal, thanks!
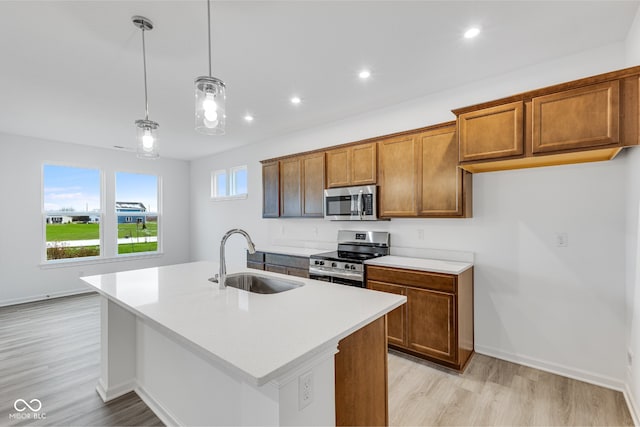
[0,1,638,160]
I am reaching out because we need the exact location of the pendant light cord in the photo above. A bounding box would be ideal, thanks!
[141,27,149,120]
[207,0,212,77]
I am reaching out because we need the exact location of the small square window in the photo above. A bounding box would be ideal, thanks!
[211,166,248,200]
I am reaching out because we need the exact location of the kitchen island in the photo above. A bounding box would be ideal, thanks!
[81,261,405,426]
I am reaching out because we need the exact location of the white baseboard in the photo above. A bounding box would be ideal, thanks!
[475,344,625,391]
[624,382,640,427]
[0,288,94,307]
[135,385,181,427]
[95,379,136,403]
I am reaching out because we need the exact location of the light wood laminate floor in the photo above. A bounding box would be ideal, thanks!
[388,350,633,426]
[0,293,634,426]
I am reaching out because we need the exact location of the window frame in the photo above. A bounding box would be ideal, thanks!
[40,164,163,267]
[41,162,104,264]
[115,171,162,258]
[210,165,248,201]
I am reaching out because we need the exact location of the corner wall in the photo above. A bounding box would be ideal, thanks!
[0,133,191,306]
[625,4,640,424]
[190,43,630,388]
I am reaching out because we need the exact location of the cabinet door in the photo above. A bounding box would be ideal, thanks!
[458,101,524,162]
[279,157,302,217]
[368,280,407,347]
[407,288,456,363]
[532,80,620,154]
[262,161,280,218]
[326,148,350,188]
[418,126,469,217]
[351,143,377,185]
[378,135,419,217]
[302,153,325,217]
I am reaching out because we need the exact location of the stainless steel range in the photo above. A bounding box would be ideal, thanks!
[309,230,390,287]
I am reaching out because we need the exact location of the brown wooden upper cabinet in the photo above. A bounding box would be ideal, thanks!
[326,142,377,188]
[531,80,620,154]
[418,126,472,217]
[458,101,524,163]
[279,157,302,217]
[453,66,640,173]
[378,123,471,218]
[301,152,325,217]
[378,134,419,217]
[261,153,325,218]
[262,161,279,218]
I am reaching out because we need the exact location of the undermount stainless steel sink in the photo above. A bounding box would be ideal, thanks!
[219,273,304,294]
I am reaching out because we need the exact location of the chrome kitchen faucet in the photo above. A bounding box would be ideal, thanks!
[212,229,256,289]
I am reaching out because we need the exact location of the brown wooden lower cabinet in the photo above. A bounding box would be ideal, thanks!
[335,316,388,426]
[246,250,310,279]
[367,265,474,372]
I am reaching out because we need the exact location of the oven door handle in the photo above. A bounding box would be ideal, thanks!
[308,266,364,281]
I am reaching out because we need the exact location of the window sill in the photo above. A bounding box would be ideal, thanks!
[210,194,248,202]
[40,252,163,269]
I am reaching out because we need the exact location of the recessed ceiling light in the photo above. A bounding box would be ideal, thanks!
[464,27,481,39]
[244,114,254,122]
[359,70,371,79]
[291,96,301,105]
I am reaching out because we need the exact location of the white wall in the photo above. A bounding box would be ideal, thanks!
[0,133,190,306]
[190,42,631,389]
[625,5,640,423]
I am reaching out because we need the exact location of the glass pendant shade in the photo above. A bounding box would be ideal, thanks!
[195,76,226,135]
[135,119,159,159]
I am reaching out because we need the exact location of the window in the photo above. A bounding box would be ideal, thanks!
[43,165,102,261]
[116,172,159,255]
[211,165,248,200]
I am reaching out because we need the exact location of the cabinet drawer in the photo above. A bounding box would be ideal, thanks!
[264,253,309,270]
[247,250,265,263]
[367,266,456,293]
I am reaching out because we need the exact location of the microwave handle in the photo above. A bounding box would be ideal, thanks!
[358,192,363,220]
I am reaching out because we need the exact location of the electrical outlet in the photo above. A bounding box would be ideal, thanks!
[417,229,425,240]
[629,350,634,366]
[555,232,568,247]
[298,371,313,410]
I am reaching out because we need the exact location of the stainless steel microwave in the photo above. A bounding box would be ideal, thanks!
[324,185,377,221]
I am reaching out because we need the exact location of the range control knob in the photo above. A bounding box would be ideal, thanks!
[343,264,350,270]
[331,262,337,268]
[350,265,356,270]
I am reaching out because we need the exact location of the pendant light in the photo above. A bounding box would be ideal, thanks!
[195,0,226,135]
[133,16,159,159]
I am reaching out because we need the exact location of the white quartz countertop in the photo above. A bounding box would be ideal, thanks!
[81,261,405,386]
[365,255,473,275]
[255,246,326,257]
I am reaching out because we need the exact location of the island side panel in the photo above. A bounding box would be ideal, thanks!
[135,317,338,426]
[335,316,388,426]
[97,297,137,402]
